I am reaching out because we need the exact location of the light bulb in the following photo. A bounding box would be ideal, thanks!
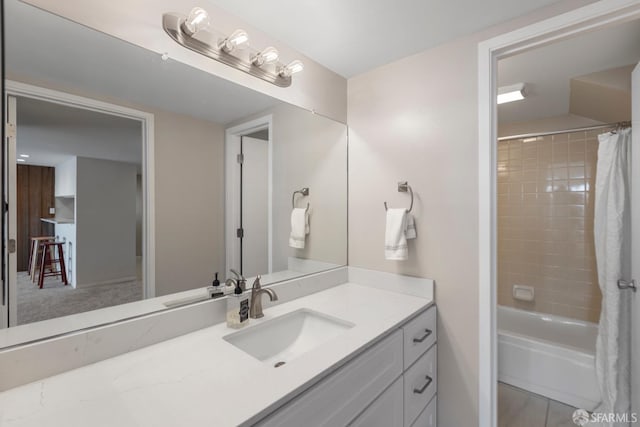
[183,7,210,36]
[252,47,279,67]
[220,29,249,52]
[279,60,304,77]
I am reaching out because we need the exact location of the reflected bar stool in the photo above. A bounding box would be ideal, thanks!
[37,241,68,289]
[28,236,55,280]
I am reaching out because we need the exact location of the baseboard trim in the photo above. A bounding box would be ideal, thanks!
[77,276,138,288]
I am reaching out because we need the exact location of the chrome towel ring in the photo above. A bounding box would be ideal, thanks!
[292,187,310,212]
[384,181,414,212]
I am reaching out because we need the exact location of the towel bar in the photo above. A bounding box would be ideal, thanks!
[292,187,310,211]
[384,181,414,212]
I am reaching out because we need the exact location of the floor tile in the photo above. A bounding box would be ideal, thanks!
[498,383,549,427]
[546,400,577,427]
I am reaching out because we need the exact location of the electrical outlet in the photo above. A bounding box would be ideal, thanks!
[49,208,55,215]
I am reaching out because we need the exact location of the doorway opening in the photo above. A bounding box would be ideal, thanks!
[3,81,155,328]
[478,2,640,426]
[225,115,273,278]
[494,18,638,425]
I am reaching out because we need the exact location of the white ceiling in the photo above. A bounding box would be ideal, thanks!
[574,64,636,92]
[209,0,566,77]
[497,19,640,124]
[16,97,142,168]
[5,0,280,125]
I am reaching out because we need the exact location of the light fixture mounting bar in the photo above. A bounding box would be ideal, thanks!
[162,13,292,88]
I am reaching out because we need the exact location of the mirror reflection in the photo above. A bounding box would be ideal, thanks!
[2,0,347,335]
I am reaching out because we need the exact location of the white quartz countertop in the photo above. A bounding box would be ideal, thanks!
[0,283,432,427]
[40,217,74,224]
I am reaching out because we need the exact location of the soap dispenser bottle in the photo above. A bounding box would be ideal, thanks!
[207,272,224,299]
[227,281,250,329]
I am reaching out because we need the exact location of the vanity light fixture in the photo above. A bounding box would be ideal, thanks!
[182,7,210,36]
[252,47,279,67]
[219,29,249,53]
[162,8,303,87]
[279,60,304,78]
[19,154,30,158]
[497,83,527,104]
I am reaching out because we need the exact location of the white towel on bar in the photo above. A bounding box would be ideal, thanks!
[385,208,416,260]
[406,213,417,240]
[289,208,309,249]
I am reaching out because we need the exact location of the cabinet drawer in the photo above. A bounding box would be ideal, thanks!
[403,306,436,368]
[404,344,437,427]
[411,395,436,427]
[349,376,403,427]
[257,329,403,427]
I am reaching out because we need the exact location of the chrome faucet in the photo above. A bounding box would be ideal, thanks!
[225,268,246,291]
[250,275,278,319]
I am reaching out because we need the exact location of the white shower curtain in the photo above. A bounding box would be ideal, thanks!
[594,128,632,426]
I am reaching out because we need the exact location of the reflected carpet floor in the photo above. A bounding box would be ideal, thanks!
[17,271,143,325]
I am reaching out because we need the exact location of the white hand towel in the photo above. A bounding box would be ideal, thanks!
[405,213,417,240]
[289,208,309,249]
[385,208,409,260]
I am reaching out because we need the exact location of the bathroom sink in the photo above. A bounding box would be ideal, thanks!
[223,308,354,366]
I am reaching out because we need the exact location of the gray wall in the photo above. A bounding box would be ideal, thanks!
[153,109,225,296]
[271,103,348,270]
[347,1,593,425]
[76,157,137,285]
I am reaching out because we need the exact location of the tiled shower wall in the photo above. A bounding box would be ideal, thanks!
[497,129,608,323]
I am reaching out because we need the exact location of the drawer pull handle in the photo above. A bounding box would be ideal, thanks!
[413,328,433,343]
[413,375,433,394]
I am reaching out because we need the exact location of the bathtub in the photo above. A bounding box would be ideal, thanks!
[498,306,601,410]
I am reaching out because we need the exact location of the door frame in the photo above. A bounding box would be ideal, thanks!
[2,95,17,329]
[477,1,640,425]
[225,115,273,277]
[4,81,156,322]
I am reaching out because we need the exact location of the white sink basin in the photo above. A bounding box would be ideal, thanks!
[223,309,354,366]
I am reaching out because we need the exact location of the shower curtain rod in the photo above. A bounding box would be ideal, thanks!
[498,121,632,141]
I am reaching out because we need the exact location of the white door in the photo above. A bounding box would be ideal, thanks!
[2,95,18,329]
[242,136,269,278]
[631,62,639,419]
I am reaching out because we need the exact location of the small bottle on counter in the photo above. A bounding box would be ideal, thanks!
[227,281,250,329]
[207,272,224,299]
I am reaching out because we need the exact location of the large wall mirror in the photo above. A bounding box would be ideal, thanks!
[0,0,347,345]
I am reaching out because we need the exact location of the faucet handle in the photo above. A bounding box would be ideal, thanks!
[229,268,244,280]
[229,269,247,291]
[252,275,262,290]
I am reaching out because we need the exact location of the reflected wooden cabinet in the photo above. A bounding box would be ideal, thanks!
[16,164,55,271]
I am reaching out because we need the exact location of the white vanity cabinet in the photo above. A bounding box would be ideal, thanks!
[55,223,75,286]
[256,305,437,427]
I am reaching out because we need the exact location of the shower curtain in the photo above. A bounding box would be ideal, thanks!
[594,128,632,426]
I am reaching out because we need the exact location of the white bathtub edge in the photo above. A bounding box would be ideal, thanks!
[499,373,599,411]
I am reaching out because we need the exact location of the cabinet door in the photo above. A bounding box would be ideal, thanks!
[403,306,436,368]
[404,344,437,426]
[16,165,55,271]
[257,330,403,427]
[349,377,403,427]
[54,224,74,285]
[411,395,436,427]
